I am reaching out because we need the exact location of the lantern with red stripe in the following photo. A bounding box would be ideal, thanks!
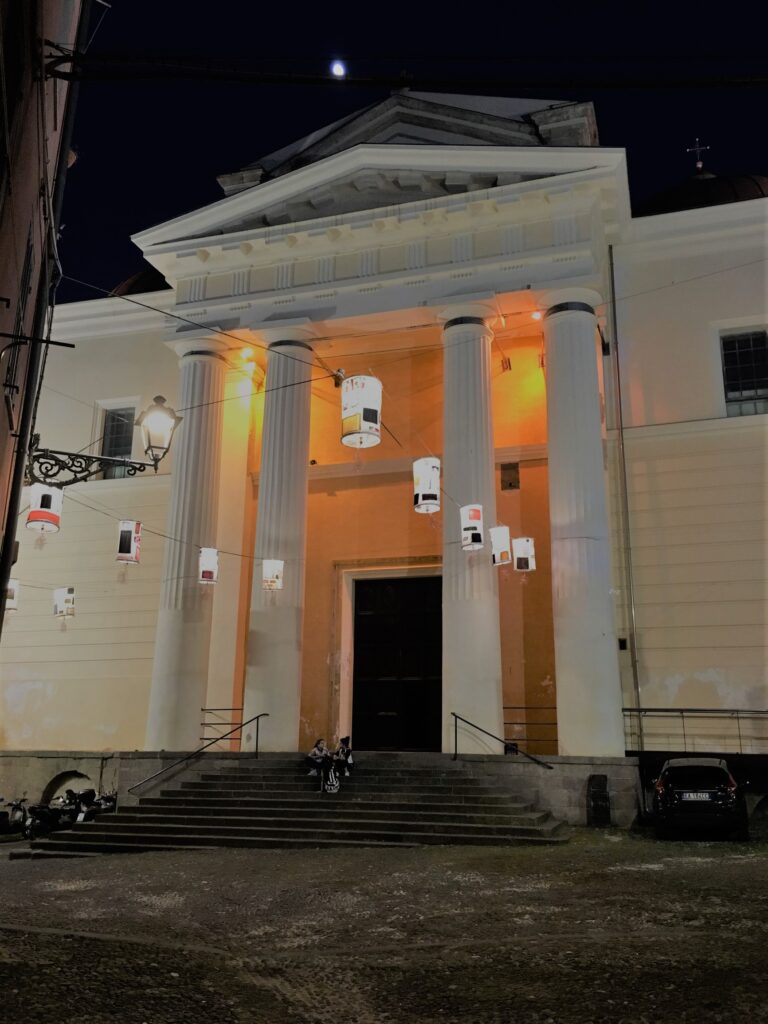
[490,525,511,566]
[413,457,440,514]
[53,587,75,617]
[460,504,484,551]
[512,536,536,571]
[26,484,63,533]
[116,521,142,564]
[199,547,219,584]
[5,579,19,612]
[262,559,284,591]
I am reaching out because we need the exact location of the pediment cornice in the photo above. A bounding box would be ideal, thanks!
[133,145,629,253]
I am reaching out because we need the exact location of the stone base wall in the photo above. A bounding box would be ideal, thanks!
[458,754,642,827]
[1,750,641,826]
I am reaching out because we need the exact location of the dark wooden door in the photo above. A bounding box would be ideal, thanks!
[352,576,442,751]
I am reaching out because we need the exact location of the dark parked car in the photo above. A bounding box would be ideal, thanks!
[653,757,749,840]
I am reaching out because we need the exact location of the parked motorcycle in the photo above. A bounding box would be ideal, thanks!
[24,789,80,840]
[0,797,28,835]
[77,790,116,822]
[23,788,118,838]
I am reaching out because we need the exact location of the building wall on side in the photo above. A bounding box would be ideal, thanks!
[0,2,83,547]
[609,206,768,751]
[0,323,180,751]
[609,418,768,752]
[0,475,169,751]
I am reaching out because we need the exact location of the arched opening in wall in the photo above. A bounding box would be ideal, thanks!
[41,771,93,805]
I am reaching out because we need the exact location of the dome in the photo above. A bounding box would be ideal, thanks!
[635,170,768,217]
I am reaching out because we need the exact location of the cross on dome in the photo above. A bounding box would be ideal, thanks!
[686,137,710,172]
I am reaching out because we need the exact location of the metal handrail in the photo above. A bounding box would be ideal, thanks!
[128,713,269,794]
[450,712,553,769]
[622,707,768,755]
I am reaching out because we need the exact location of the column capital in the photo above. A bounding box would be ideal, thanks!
[166,329,230,360]
[251,318,316,350]
[540,287,603,320]
[437,299,499,335]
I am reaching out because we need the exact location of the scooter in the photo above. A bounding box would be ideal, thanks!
[0,797,28,835]
[77,790,116,822]
[23,789,80,840]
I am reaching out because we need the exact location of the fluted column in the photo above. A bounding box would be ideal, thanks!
[543,288,624,755]
[145,336,227,750]
[441,306,504,753]
[242,327,315,752]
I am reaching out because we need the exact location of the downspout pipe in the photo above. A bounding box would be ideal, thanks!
[608,243,643,753]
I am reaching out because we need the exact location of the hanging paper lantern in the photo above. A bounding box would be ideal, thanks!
[199,547,219,584]
[116,520,142,564]
[26,484,63,533]
[490,525,511,566]
[413,457,440,514]
[340,375,382,448]
[5,579,19,612]
[512,536,536,571]
[262,559,284,591]
[460,504,484,551]
[53,587,75,617]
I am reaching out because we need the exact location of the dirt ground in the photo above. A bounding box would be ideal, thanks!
[0,829,766,1024]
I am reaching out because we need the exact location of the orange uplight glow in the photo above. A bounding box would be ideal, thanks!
[240,347,254,360]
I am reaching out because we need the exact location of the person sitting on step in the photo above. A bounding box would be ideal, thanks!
[335,736,354,777]
[306,739,332,782]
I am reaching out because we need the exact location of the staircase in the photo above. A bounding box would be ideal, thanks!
[19,754,568,856]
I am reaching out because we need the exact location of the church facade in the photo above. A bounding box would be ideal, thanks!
[1,93,766,758]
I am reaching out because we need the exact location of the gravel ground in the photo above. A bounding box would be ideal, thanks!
[0,829,767,1023]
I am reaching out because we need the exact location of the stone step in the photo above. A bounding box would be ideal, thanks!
[129,804,544,826]
[204,767,469,778]
[105,812,553,835]
[42,823,566,848]
[33,834,419,853]
[157,788,520,806]
[177,780,502,795]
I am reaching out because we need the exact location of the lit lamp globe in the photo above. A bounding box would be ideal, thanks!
[135,396,182,470]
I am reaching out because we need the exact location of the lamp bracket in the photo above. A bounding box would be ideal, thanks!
[26,435,156,488]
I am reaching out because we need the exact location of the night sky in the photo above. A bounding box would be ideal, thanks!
[57,2,767,304]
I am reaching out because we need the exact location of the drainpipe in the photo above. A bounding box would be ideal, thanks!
[608,244,643,753]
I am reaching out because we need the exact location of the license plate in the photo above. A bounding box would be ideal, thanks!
[682,792,711,801]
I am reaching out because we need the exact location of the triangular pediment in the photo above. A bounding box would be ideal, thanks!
[133,144,625,252]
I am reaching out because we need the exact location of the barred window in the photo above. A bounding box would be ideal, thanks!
[721,331,768,417]
[101,407,135,479]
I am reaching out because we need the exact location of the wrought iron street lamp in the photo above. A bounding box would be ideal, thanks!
[27,395,182,488]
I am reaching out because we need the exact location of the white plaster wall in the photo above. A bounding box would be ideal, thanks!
[0,476,170,750]
[606,200,768,751]
[613,200,768,428]
[0,320,180,751]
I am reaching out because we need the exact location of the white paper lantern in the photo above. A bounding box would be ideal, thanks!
[53,586,75,617]
[341,375,382,448]
[460,504,484,551]
[512,536,536,572]
[413,457,440,514]
[262,559,284,591]
[26,484,63,533]
[5,579,19,612]
[490,525,511,566]
[116,520,142,564]
[199,547,219,584]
